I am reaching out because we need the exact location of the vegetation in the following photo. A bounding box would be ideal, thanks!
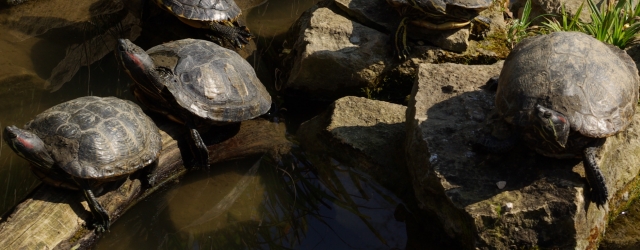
[543,0,640,49]
[506,0,539,48]
[507,0,640,49]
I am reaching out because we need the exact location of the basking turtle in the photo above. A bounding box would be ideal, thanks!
[156,0,252,48]
[3,96,162,232]
[479,32,639,206]
[387,0,492,58]
[116,38,271,168]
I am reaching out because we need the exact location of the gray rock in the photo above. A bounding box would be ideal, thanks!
[285,7,391,98]
[297,96,410,195]
[405,62,640,249]
[334,0,399,32]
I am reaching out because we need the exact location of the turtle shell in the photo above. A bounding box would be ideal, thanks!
[157,0,241,22]
[146,39,271,123]
[25,96,162,180]
[389,0,492,20]
[496,32,639,139]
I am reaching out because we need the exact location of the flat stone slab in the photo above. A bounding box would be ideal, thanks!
[405,62,640,249]
[297,96,409,195]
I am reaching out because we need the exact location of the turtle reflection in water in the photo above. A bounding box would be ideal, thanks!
[3,96,163,232]
[116,38,271,168]
[387,0,492,58]
[477,32,640,206]
[155,0,252,48]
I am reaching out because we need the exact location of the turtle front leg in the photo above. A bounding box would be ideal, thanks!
[208,21,252,49]
[74,178,110,233]
[583,138,609,207]
[393,17,411,60]
[186,120,210,168]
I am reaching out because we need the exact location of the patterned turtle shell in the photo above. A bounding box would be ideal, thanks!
[496,32,639,154]
[24,96,162,179]
[145,38,271,122]
[157,0,241,22]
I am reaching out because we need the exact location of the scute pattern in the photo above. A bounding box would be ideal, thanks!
[25,96,162,179]
[496,32,639,138]
[159,0,240,22]
[146,39,271,122]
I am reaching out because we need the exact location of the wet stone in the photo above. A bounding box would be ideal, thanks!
[405,61,640,249]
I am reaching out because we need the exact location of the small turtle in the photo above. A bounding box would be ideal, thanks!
[478,32,640,206]
[387,0,492,58]
[116,38,271,168]
[3,96,162,232]
[156,0,252,48]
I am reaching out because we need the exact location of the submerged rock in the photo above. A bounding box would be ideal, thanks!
[296,96,409,195]
[405,61,640,249]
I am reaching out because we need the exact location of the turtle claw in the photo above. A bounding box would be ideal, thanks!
[76,179,111,233]
[186,121,210,169]
[209,22,252,49]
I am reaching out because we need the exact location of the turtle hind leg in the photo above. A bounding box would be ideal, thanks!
[392,17,411,60]
[208,21,252,49]
[583,138,609,207]
[74,178,110,233]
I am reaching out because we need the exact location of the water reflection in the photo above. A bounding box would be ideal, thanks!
[96,151,407,249]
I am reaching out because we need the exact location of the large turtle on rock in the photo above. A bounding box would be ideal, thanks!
[116,38,272,168]
[3,96,162,232]
[478,32,640,206]
[156,0,252,48]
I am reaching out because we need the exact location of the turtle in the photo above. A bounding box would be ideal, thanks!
[478,32,640,206]
[116,38,271,168]
[387,0,492,59]
[155,0,252,48]
[2,96,163,232]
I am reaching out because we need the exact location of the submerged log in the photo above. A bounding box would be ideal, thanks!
[0,118,291,250]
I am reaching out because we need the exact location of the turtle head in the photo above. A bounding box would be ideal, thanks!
[116,39,157,84]
[3,126,55,170]
[532,104,570,148]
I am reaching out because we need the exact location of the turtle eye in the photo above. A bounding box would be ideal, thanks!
[118,44,126,52]
[543,111,552,118]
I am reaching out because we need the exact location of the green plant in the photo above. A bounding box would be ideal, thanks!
[542,2,585,32]
[507,0,537,48]
[542,0,640,48]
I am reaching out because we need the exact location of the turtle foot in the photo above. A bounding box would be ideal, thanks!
[583,139,609,207]
[209,22,252,49]
[76,179,111,233]
[188,127,210,169]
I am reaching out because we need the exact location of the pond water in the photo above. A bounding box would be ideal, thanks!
[0,0,410,249]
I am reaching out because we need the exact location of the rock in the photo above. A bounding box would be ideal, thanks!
[334,0,399,32]
[284,6,391,98]
[296,96,410,196]
[601,199,640,250]
[405,61,640,249]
